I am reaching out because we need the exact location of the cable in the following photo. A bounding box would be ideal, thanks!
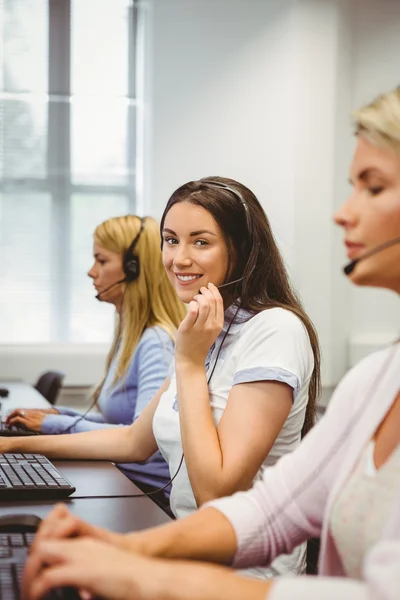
[106,302,244,503]
[130,303,244,502]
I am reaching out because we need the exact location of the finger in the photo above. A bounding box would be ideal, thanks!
[33,505,71,546]
[207,282,224,324]
[179,301,199,331]
[22,539,69,600]
[191,293,211,327]
[7,416,27,428]
[4,410,22,424]
[199,286,217,320]
[28,565,84,600]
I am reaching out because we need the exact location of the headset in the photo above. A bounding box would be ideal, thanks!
[95,217,146,301]
[123,217,145,281]
[203,180,253,242]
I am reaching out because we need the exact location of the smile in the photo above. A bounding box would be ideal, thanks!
[176,274,202,282]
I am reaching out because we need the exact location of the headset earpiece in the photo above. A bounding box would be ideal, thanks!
[123,217,145,282]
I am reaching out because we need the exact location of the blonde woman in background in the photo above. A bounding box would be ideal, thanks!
[23,88,400,600]
[7,215,186,514]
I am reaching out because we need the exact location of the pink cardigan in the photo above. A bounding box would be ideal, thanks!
[208,344,400,599]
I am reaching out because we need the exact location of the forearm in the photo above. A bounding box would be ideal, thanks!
[124,507,237,565]
[176,363,226,505]
[2,426,137,461]
[150,559,272,600]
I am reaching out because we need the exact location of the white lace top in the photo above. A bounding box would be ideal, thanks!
[331,441,400,579]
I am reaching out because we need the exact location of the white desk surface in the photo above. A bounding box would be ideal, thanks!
[0,381,50,415]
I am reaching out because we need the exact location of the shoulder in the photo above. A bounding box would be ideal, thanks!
[137,326,174,351]
[241,308,310,342]
[327,344,399,415]
[335,344,398,393]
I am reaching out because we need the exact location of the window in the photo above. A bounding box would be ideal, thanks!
[0,0,140,344]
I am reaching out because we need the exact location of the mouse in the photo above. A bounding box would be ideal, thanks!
[0,512,41,532]
[0,388,9,398]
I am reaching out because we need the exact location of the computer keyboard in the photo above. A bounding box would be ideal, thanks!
[0,422,38,437]
[0,513,80,600]
[0,530,34,599]
[0,454,75,500]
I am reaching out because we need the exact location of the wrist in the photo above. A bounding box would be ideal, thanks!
[174,358,205,374]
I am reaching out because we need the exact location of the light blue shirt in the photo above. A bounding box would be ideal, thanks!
[41,326,174,490]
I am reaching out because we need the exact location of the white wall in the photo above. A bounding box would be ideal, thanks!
[145,0,353,385]
[148,0,297,266]
[3,0,400,389]
[144,0,400,385]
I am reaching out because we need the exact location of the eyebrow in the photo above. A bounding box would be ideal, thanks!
[94,253,106,259]
[162,228,217,237]
[348,167,387,185]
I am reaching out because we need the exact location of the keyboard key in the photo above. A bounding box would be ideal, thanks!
[9,534,24,547]
[0,547,11,558]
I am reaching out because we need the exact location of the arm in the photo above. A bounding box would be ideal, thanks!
[120,367,356,565]
[24,537,273,600]
[41,328,173,436]
[174,288,309,506]
[41,415,125,435]
[56,407,106,423]
[177,367,292,505]
[0,378,170,461]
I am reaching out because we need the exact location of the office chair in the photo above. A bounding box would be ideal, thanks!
[34,370,65,405]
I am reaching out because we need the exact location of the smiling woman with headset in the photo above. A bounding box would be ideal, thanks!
[23,88,400,600]
[3,176,320,578]
[6,215,186,512]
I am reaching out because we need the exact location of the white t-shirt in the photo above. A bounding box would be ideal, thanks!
[152,305,314,577]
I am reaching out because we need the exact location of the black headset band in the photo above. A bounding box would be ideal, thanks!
[126,217,145,256]
[123,216,146,281]
[202,180,252,239]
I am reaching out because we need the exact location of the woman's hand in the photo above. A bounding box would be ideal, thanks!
[23,536,272,600]
[30,504,124,550]
[5,408,59,432]
[23,537,166,600]
[175,283,224,367]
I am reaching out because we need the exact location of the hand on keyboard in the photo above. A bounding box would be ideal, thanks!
[5,409,59,433]
[32,505,121,550]
[23,537,155,600]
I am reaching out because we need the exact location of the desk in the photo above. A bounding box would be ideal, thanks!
[0,384,172,530]
[54,460,144,499]
[0,495,170,532]
[0,381,50,415]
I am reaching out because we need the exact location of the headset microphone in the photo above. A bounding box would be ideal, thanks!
[343,236,400,275]
[95,278,126,301]
[217,277,244,289]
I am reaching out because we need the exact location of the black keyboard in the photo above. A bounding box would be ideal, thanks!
[0,423,38,437]
[0,454,75,500]
[0,530,35,599]
[0,514,79,600]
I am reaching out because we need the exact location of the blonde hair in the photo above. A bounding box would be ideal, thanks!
[353,88,400,153]
[92,215,186,401]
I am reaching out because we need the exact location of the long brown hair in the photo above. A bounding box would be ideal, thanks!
[160,177,321,436]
